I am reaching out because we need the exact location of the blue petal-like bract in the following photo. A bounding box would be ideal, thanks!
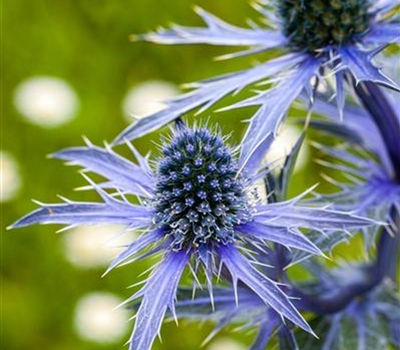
[255,202,374,229]
[238,56,320,170]
[242,133,275,177]
[53,145,155,197]
[310,130,399,243]
[238,221,322,255]
[10,198,153,228]
[175,286,261,319]
[114,2,400,149]
[175,286,281,349]
[113,53,306,144]
[218,244,313,334]
[321,174,400,216]
[364,23,400,44]
[105,228,164,274]
[339,46,400,91]
[140,6,287,48]
[129,250,189,350]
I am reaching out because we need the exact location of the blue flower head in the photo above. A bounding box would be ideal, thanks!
[114,0,400,170]
[11,124,374,350]
[153,126,252,250]
[278,0,372,52]
[308,90,400,246]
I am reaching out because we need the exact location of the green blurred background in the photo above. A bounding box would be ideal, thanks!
[2,1,367,349]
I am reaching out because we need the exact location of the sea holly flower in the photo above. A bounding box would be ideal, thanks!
[10,124,374,350]
[307,92,400,247]
[114,0,400,169]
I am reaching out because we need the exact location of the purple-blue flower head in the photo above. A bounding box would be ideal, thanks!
[11,125,375,350]
[308,93,400,246]
[115,0,400,170]
[152,127,252,250]
[278,0,372,52]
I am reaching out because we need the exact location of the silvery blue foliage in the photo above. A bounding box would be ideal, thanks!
[11,124,376,350]
[307,90,400,248]
[10,1,400,349]
[294,263,400,350]
[115,0,400,168]
[173,285,280,350]
[173,244,400,350]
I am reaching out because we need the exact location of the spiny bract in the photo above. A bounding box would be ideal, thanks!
[114,0,399,165]
[154,127,252,250]
[278,0,372,51]
[11,124,377,350]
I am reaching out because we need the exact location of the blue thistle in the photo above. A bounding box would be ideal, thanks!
[114,0,400,169]
[278,0,372,51]
[308,91,400,247]
[153,127,252,250]
[10,124,375,350]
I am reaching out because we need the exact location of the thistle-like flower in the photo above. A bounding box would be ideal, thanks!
[308,92,400,246]
[10,124,374,350]
[114,0,400,169]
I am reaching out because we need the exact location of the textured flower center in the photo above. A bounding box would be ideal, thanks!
[153,127,252,250]
[278,0,372,51]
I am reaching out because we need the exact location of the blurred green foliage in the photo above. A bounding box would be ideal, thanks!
[2,1,368,349]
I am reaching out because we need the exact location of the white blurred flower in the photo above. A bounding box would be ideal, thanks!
[0,151,21,202]
[311,75,330,95]
[208,338,247,350]
[265,125,309,173]
[62,225,135,269]
[122,80,179,122]
[74,292,129,343]
[14,76,79,127]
